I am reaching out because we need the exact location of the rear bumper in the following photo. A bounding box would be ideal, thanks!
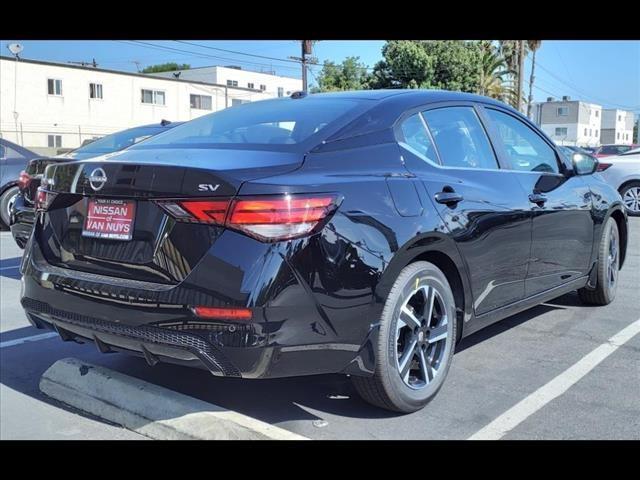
[20,225,377,379]
[9,193,34,249]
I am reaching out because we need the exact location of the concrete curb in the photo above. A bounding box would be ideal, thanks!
[39,358,308,440]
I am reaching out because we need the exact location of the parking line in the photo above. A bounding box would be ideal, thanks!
[0,266,20,271]
[468,318,640,440]
[0,332,59,349]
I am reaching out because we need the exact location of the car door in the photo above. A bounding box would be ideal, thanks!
[479,106,595,296]
[397,104,532,316]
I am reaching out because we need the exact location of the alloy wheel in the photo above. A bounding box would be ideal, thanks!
[395,284,450,390]
[622,187,640,214]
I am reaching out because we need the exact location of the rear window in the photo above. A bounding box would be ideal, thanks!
[133,97,363,149]
[72,126,165,155]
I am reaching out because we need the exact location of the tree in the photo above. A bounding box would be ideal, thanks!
[526,41,542,118]
[498,40,531,110]
[477,43,516,104]
[141,63,190,74]
[311,56,371,92]
[370,41,483,93]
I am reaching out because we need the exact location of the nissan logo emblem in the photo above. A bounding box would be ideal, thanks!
[88,168,107,191]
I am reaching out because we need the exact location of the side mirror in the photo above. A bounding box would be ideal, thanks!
[572,153,598,175]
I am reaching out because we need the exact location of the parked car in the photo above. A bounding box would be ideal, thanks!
[592,144,639,158]
[20,91,628,413]
[596,149,640,216]
[0,138,39,228]
[9,120,182,248]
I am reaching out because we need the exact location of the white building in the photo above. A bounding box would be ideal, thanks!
[149,65,302,100]
[0,56,302,155]
[600,109,635,145]
[530,96,602,147]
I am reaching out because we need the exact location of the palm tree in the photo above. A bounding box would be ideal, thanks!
[526,40,542,118]
[478,43,516,105]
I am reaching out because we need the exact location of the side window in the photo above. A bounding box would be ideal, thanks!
[422,106,498,170]
[485,108,560,174]
[399,113,439,164]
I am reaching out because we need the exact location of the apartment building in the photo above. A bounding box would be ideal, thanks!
[0,56,301,155]
[600,109,635,145]
[530,96,602,147]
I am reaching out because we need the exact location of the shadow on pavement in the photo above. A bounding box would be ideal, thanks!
[0,292,577,431]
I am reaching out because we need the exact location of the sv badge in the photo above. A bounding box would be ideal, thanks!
[198,184,220,192]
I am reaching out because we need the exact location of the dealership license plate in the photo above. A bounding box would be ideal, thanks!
[82,198,136,241]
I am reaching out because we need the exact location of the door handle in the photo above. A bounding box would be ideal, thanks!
[434,191,464,206]
[529,193,547,206]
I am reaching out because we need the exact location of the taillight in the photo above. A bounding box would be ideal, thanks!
[596,163,612,172]
[192,306,252,321]
[157,194,338,241]
[35,187,57,211]
[17,170,31,190]
[228,195,336,241]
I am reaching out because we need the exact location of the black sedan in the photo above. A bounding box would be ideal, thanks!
[0,138,39,228]
[10,120,182,248]
[20,90,628,413]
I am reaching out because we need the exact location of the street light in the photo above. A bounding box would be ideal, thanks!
[7,43,23,145]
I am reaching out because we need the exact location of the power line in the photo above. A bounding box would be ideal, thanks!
[120,41,302,75]
[175,40,303,65]
[534,60,639,110]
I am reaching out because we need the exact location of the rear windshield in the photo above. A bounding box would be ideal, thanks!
[132,97,363,150]
[72,125,166,155]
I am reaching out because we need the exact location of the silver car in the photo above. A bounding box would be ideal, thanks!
[596,147,640,216]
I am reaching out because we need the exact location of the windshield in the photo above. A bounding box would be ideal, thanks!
[71,125,167,155]
[132,97,364,150]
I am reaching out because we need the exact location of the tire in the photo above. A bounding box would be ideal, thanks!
[352,261,457,413]
[0,186,19,229]
[619,182,640,217]
[578,217,620,305]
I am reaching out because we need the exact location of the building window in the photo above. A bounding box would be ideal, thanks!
[260,84,266,91]
[47,135,62,148]
[595,130,598,137]
[618,115,622,121]
[89,83,103,99]
[277,87,284,98]
[226,80,238,87]
[557,107,568,116]
[589,129,592,136]
[231,99,249,107]
[555,127,568,136]
[47,79,62,96]
[584,128,588,136]
[190,94,212,110]
[617,132,620,140]
[141,89,165,105]
[248,82,254,89]
[595,110,599,117]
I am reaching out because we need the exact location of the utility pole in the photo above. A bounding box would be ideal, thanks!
[289,40,316,92]
[516,40,525,113]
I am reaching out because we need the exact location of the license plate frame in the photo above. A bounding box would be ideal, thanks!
[82,198,136,241]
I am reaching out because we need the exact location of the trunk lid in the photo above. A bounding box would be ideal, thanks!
[38,148,303,284]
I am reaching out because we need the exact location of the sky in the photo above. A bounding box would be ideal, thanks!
[1,40,638,114]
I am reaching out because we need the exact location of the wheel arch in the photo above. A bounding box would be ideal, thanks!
[376,233,472,343]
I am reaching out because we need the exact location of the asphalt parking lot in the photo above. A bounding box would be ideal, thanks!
[1,221,638,440]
